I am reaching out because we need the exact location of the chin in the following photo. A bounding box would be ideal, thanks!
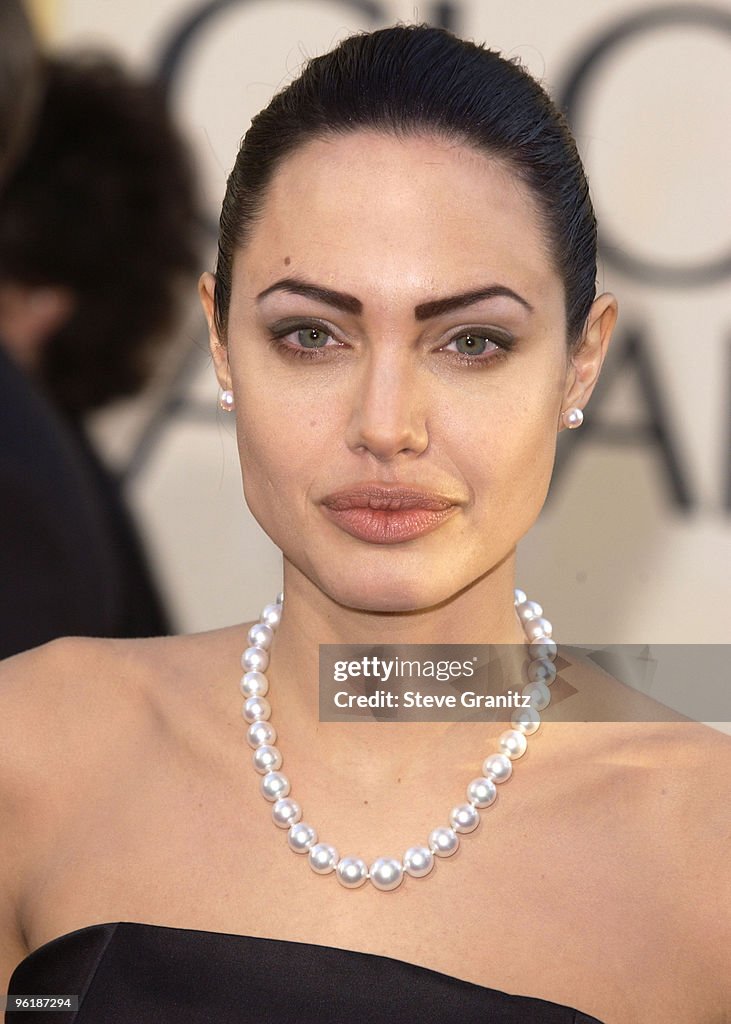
[310,562,465,615]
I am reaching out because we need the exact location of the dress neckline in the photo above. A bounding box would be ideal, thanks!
[20,919,506,987]
[15,919,605,1022]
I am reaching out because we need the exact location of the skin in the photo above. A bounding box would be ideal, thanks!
[1,131,728,1023]
[201,131,616,766]
[204,133,615,631]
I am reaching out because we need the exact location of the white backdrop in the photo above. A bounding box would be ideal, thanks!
[35,0,731,644]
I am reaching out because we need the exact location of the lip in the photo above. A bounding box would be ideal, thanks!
[320,485,460,544]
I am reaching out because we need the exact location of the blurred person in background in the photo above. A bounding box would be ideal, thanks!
[0,49,203,657]
[0,0,111,660]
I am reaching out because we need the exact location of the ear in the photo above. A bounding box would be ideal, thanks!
[199,271,232,391]
[559,292,618,430]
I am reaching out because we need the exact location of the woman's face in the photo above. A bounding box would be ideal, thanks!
[205,132,610,612]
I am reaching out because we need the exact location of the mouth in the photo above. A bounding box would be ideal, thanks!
[320,485,460,544]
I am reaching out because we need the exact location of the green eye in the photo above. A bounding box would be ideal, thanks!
[297,327,330,348]
[453,333,492,355]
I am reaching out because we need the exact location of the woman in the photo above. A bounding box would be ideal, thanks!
[1,25,727,1024]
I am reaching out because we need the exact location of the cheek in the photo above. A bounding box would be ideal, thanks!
[503,381,561,483]
[442,364,561,524]
[499,397,561,528]
[232,374,330,536]
[236,407,294,493]
[467,422,556,512]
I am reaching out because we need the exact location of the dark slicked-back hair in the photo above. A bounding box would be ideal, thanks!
[213,24,596,346]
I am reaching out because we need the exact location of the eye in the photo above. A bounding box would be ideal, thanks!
[267,319,340,354]
[445,332,502,357]
[295,327,332,349]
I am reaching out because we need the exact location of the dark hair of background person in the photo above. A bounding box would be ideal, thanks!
[0,0,41,187]
[0,53,202,419]
[213,24,596,350]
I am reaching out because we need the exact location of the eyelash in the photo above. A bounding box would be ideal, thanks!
[267,322,340,361]
[266,320,515,366]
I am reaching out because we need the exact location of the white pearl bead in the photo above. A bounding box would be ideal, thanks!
[522,680,550,711]
[466,777,497,808]
[428,827,459,857]
[219,388,235,412]
[564,407,584,428]
[495,729,524,761]
[309,843,339,874]
[403,846,434,878]
[272,797,301,829]
[241,646,269,673]
[513,588,527,606]
[369,857,404,891]
[511,706,541,735]
[247,623,274,650]
[288,821,316,853]
[516,599,543,622]
[450,803,480,834]
[527,658,557,685]
[246,720,276,748]
[483,753,512,783]
[240,671,268,698]
[260,771,290,802]
[275,591,284,605]
[242,695,271,723]
[260,603,282,628]
[529,637,557,661]
[499,729,528,759]
[252,744,282,774]
[523,616,553,640]
[336,857,369,888]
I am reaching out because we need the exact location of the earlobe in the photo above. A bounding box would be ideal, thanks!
[198,271,232,391]
[558,292,618,430]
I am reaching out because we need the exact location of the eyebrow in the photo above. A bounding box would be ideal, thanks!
[257,278,362,315]
[415,285,534,319]
[256,277,534,319]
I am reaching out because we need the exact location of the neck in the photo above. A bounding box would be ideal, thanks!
[258,555,531,780]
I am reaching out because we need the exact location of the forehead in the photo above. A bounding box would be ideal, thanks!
[235,131,560,308]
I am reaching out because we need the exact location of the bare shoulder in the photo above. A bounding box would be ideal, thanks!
[0,627,244,993]
[601,718,730,999]
[552,646,730,838]
[0,637,145,989]
[583,706,730,849]
[638,719,730,852]
[0,635,165,862]
[0,626,246,780]
[0,635,168,774]
[556,715,730,1018]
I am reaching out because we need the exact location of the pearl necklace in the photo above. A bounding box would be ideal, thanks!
[239,589,556,891]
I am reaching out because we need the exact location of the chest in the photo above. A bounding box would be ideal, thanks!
[21,731,705,1024]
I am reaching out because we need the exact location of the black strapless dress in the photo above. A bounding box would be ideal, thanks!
[6,922,605,1022]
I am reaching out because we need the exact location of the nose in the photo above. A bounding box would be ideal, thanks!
[345,348,429,461]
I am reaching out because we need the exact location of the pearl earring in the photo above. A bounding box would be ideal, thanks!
[562,406,584,429]
[218,388,235,413]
